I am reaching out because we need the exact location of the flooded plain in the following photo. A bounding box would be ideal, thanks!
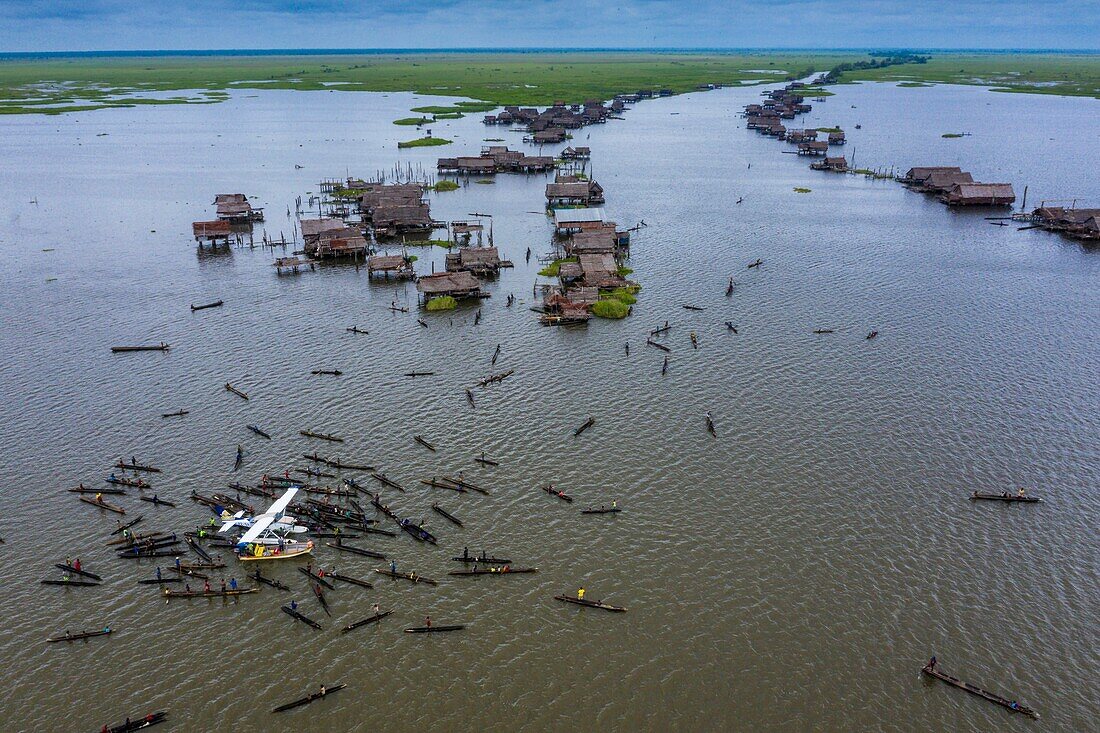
[0,79,1097,731]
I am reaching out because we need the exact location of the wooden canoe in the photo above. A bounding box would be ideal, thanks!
[272,683,346,713]
[921,663,1038,718]
[554,594,626,612]
[404,625,464,633]
[374,569,438,585]
[970,492,1041,503]
[80,496,126,514]
[341,610,392,633]
[47,627,112,643]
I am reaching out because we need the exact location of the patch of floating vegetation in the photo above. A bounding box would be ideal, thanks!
[794,187,812,193]
[538,257,577,277]
[592,299,630,319]
[474,179,494,185]
[397,136,452,149]
[425,295,457,311]
[897,81,933,87]
[430,180,460,192]
[393,116,432,125]
[405,239,453,248]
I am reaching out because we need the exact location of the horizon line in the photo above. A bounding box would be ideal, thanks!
[2,46,1099,59]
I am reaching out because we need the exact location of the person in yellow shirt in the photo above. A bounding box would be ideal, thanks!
[577,587,585,601]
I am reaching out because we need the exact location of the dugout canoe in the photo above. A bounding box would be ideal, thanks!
[225,383,249,400]
[299,567,335,590]
[311,369,343,376]
[80,496,126,514]
[573,417,594,436]
[114,461,161,473]
[432,504,463,527]
[370,473,405,491]
[581,507,622,515]
[106,476,150,489]
[329,572,373,589]
[139,496,176,508]
[325,542,386,559]
[554,595,627,612]
[281,605,323,630]
[103,711,168,732]
[54,563,102,581]
[921,662,1038,718]
[542,485,573,503]
[312,583,331,616]
[190,300,223,311]
[163,587,258,599]
[249,570,290,590]
[247,424,271,439]
[970,492,1042,503]
[341,610,392,633]
[421,477,465,493]
[138,578,181,585]
[414,435,437,451]
[441,476,490,495]
[272,683,346,713]
[449,567,537,576]
[300,429,344,443]
[404,625,464,633]
[473,455,499,467]
[451,556,512,565]
[161,409,189,418]
[111,344,169,353]
[41,579,100,587]
[70,487,125,495]
[109,516,144,535]
[46,627,112,643]
[374,569,438,585]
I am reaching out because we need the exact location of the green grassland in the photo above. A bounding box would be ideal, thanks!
[0,52,1095,116]
[839,53,1100,98]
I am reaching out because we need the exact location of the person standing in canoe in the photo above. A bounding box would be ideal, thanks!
[74,558,81,572]
[578,587,585,601]
[203,580,211,593]
[95,492,102,502]
[391,559,397,575]
[229,577,237,591]
[155,566,162,581]
[425,615,431,629]
[1018,488,1027,498]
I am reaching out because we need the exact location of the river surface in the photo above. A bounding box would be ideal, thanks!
[0,79,1097,732]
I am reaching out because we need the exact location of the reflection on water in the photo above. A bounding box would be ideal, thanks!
[0,82,1097,732]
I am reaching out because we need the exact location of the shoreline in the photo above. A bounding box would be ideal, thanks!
[1,51,1097,117]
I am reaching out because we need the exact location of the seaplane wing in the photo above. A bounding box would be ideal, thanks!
[238,515,276,545]
[266,487,298,518]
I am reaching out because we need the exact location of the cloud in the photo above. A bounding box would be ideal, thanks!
[0,0,1095,52]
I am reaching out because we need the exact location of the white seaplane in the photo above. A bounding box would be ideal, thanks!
[226,487,314,562]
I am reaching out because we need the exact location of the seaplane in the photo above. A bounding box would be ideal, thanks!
[225,488,314,562]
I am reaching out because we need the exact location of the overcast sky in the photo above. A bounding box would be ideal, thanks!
[0,0,1095,53]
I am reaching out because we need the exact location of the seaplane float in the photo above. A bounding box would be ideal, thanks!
[222,487,314,562]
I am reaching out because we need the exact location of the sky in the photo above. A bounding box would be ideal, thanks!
[0,0,1096,53]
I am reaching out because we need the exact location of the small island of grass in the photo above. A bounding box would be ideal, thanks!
[794,187,812,193]
[431,180,460,192]
[538,256,577,277]
[398,136,452,149]
[393,116,433,125]
[897,81,933,88]
[425,296,457,311]
[592,299,630,319]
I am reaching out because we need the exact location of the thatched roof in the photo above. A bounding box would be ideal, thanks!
[416,270,481,295]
